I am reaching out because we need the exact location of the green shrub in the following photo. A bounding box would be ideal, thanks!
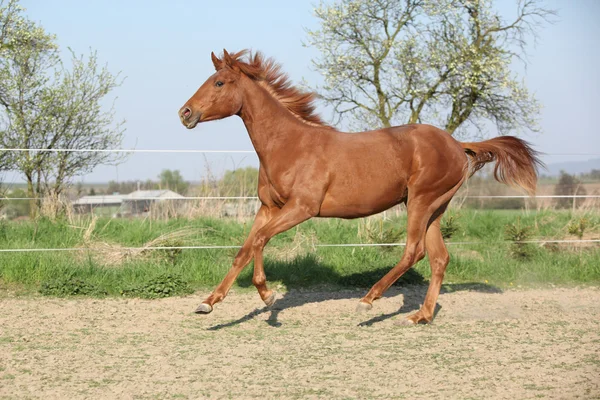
[441,214,460,239]
[361,219,403,252]
[504,217,533,260]
[567,217,589,240]
[121,273,193,299]
[40,277,106,297]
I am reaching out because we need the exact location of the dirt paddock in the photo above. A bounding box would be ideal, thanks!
[1,286,599,399]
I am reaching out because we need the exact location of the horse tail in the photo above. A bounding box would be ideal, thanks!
[460,136,544,196]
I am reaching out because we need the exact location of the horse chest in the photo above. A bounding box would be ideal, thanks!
[259,165,295,207]
[258,175,290,208]
[267,185,287,208]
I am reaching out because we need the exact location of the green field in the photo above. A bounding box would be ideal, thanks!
[0,209,599,297]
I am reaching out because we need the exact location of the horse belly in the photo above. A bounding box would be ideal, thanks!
[318,178,407,219]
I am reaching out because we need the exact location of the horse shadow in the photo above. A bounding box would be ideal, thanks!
[206,254,502,330]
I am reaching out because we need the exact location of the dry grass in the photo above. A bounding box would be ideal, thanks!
[74,222,199,266]
[39,193,74,221]
[146,199,259,222]
[265,229,318,261]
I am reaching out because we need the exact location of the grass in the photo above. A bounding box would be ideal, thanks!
[0,209,599,297]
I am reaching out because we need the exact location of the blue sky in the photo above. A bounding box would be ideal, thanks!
[13,0,600,183]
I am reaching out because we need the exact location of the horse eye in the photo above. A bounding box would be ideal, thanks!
[215,81,224,87]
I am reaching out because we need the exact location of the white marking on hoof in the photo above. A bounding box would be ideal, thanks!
[355,301,373,313]
[195,303,213,314]
[264,291,277,307]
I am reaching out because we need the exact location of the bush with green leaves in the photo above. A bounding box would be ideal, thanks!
[40,277,106,297]
[361,219,403,253]
[504,218,534,260]
[567,217,589,240]
[121,273,193,299]
[441,214,460,239]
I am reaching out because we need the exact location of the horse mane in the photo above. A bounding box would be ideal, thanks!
[214,49,334,129]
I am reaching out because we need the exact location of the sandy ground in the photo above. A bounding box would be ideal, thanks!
[1,286,599,399]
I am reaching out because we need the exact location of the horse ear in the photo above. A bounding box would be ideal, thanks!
[222,49,240,71]
[211,52,222,71]
[222,49,233,67]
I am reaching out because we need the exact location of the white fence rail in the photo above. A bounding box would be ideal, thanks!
[2,195,600,201]
[0,148,256,153]
[1,148,600,157]
[1,239,599,253]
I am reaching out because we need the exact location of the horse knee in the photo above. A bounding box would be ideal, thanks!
[252,235,268,252]
[232,247,252,268]
[404,242,426,265]
[415,244,426,262]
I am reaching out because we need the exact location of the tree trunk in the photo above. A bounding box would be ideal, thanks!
[380,116,392,128]
[26,174,36,219]
[445,121,459,135]
[408,112,419,124]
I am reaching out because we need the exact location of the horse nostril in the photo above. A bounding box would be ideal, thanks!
[181,107,191,119]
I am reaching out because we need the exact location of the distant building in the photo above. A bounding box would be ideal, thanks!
[73,194,125,214]
[73,190,184,216]
[122,190,184,215]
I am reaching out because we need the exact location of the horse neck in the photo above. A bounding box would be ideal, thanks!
[237,79,311,163]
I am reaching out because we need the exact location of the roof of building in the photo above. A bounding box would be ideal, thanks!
[125,190,184,200]
[73,194,125,206]
[73,190,184,206]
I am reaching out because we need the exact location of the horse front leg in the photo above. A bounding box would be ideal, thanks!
[249,198,318,307]
[195,205,273,314]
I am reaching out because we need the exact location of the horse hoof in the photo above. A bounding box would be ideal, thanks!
[195,303,213,314]
[264,291,277,307]
[355,301,373,313]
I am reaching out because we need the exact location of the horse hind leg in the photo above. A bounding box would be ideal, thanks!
[357,194,432,310]
[357,172,465,318]
[400,180,463,324]
[396,173,465,324]
[402,207,449,325]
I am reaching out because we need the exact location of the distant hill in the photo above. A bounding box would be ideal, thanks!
[543,158,600,177]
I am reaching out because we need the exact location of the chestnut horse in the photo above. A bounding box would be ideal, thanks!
[179,49,541,324]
